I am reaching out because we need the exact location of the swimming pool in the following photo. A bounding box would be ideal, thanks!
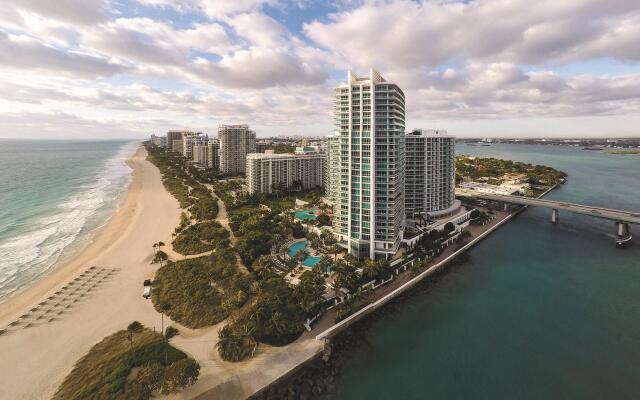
[294,208,319,221]
[287,240,326,269]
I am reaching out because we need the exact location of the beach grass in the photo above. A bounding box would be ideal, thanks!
[152,251,251,329]
[172,220,230,255]
[53,326,198,400]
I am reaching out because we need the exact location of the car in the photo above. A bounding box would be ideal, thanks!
[143,279,151,287]
[142,286,152,299]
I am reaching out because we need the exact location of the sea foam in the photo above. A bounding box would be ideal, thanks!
[0,142,138,301]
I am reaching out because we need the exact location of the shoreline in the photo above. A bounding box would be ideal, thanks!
[0,145,183,399]
[0,146,138,323]
[250,182,563,399]
[0,142,137,308]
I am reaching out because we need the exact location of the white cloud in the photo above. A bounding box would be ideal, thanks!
[0,31,128,78]
[304,0,640,68]
[1,0,640,138]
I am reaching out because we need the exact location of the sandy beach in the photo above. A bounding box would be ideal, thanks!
[0,145,182,399]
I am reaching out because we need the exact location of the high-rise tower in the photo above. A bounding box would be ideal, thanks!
[218,124,256,175]
[331,69,405,260]
[405,129,457,220]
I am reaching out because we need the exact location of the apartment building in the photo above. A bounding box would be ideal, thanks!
[219,124,256,175]
[246,152,325,194]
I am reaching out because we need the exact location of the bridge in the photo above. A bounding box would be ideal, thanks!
[460,191,638,246]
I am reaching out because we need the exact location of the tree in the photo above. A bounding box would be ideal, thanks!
[361,258,385,282]
[294,269,327,316]
[331,259,360,294]
[152,241,166,262]
[217,325,257,362]
[248,278,304,344]
[316,214,331,227]
[165,326,179,340]
[127,321,143,356]
[444,222,456,234]
[291,222,306,239]
[329,243,342,261]
[306,231,321,250]
[154,250,168,266]
[293,248,309,264]
[335,288,372,322]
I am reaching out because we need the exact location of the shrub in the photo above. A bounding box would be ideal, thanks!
[159,358,200,394]
[53,327,198,400]
[172,221,230,255]
[165,326,179,340]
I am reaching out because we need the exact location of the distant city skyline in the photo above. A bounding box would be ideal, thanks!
[1,1,640,139]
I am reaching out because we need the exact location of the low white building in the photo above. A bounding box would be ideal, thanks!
[246,151,326,194]
[459,181,522,196]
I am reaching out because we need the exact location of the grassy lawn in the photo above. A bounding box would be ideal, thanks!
[53,326,198,400]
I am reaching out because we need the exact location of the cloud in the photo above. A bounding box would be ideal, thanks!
[405,62,640,120]
[304,0,640,68]
[1,0,640,138]
[135,0,280,19]
[0,31,128,78]
[3,0,110,25]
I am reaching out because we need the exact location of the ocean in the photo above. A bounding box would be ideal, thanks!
[331,144,640,399]
[0,140,138,303]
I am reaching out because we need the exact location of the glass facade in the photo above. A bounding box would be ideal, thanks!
[331,69,405,260]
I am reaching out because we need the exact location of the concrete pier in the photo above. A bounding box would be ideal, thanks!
[551,208,558,224]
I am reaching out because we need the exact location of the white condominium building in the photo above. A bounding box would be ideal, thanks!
[246,152,325,194]
[192,138,220,170]
[219,124,256,175]
[330,69,406,260]
[325,134,340,203]
[405,129,457,219]
[181,132,202,159]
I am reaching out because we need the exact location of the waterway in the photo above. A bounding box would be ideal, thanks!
[331,144,640,399]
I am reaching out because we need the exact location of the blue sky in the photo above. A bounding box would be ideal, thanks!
[1,0,639,139]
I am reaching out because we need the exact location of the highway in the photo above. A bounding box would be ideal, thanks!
[461,192,640,225]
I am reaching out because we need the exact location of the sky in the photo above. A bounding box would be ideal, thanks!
[1,0,640,139]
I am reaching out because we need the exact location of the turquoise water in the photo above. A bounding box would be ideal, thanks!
[332,144,640,399]
[287,240,323,268]
[303,255,322,268]
[0,140,137,302]
[294,209,319,221]
[288,241,307,257]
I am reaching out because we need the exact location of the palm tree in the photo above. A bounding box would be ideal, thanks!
[127,321,143,358]
[152,241,166,261]
[361,259,384,282]
[294,248,309,264]
[331,259,359,294]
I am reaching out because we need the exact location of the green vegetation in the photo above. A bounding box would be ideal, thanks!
[172,221,230,255]
[53,325,198,400]
[165,326,179,340]
[456,155,567,188]
[607,149,640,155]
[145,145,218,221]
[219,274,305,359]
[264,143,295,154]
[146,143,331,362]
[151,249,251,328]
